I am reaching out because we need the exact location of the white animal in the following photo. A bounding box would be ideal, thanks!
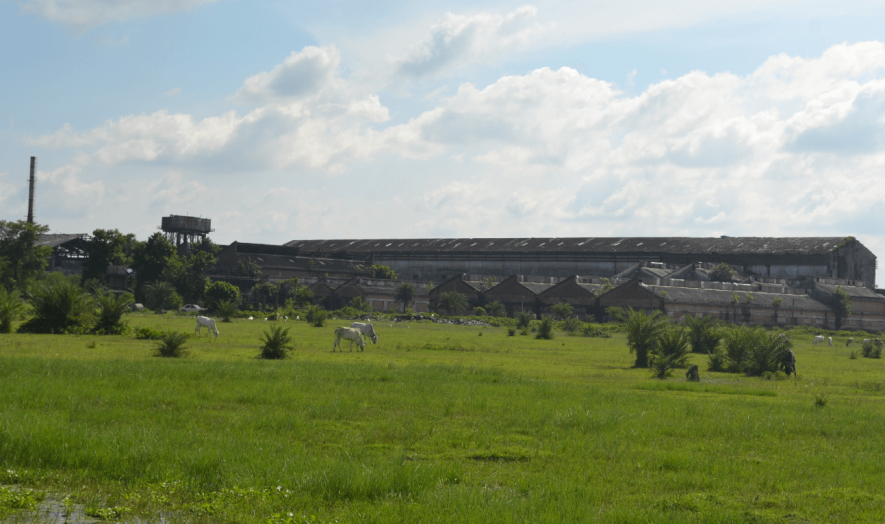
[863,339,871,345]
[248,316,253,321]
[350,322,378,344]
[813,335,825,345]
[828,337,833,347]
[195,316,219,338]
[333,327,365,352]
[284,316,288,321]
[264,318,268,321]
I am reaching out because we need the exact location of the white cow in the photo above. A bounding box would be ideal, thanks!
[827,337,833,347]
[813,335,825,345]
[195,316,219,338]
[351,322,378,344]
[333,327,365,352]
[864,338,872,345]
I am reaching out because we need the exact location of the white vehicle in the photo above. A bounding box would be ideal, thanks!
[179,304,204,313]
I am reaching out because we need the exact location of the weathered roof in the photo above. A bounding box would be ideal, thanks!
[521,282,553,294]
[36,234,88,249]
[816,283,883,300]
[647,285,830,310]
[284,237,855,256]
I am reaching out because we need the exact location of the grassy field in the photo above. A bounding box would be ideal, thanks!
[1,314,885,523]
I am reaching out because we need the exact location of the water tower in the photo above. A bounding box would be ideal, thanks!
[159,215,214,250]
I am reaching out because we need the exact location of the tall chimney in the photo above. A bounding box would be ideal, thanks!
[27,156,36,224]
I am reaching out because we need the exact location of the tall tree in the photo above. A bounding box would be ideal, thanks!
[82,229,138,283]
[131,233,177,299]
[0,220,51,289]
[162,250,216,304]
[437,291,467,315]
[394,282,416,312]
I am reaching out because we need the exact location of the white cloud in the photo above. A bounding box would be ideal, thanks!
[234,46,344,105]
[393,5,548,78]
[20,0,218,32]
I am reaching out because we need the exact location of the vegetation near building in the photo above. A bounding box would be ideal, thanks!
[438,291,467,315]
[708,262,737,282]
[0,220,51,290]
[394,282,416,312]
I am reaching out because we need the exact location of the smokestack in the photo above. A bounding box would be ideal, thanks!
[27,156,36,224]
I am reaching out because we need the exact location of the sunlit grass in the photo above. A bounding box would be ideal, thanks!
[1,313,885,522]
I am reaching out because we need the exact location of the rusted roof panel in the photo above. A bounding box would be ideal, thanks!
[284,237,853,256]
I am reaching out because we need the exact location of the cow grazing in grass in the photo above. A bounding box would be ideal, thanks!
[813,335,825,345]
[782,349,796,376]
[828,337,833,347]
[847,338,854,347]
[351,322,378,344]
[334,327,365,352]
[195,316,219,338]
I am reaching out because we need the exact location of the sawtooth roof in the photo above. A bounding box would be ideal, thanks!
[284,237,853,255]
[36,234,89,249]
[646,285,830,310]
[815,283,883,300]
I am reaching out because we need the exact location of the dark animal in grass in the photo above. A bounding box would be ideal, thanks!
[846,338,854,347]
[685,365,700,382]
[782,349,796,376]
[333,327,365,352]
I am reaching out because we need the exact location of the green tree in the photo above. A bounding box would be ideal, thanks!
[830,286,852,330]
[237,258,262,278]
[551,302,573,319]
[650,328,691,379]
[437,291,467,315]
[473,306,487,316]
[206,281,241,310]
[191,237,222,257]
[252,282,281,309]
[536,316,555,340]
[743,330,792,376]
[606,306,627,322]
[599,278,615,294]
[162,250,215,304]
[0,286,26,333]
[131,233,176,296]
[485,301,506,317]
[350,296,370,312]
[708,263,736,282]
[215,299,237,322]
[82,229,138,284]
[293,285,314,308]
[625,308,670,368]
[394,282,416,313]
[366,264,397,279]
[682,315,721,354]
[516,310,532,329]
[0,220,51,289]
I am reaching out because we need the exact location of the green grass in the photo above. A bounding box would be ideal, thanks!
[1,314,885,522]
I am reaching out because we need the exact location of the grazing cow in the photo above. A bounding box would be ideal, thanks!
[195,316,219,338]
[813,335,825,345]
[333,327,365,352]
[847,338,854,347]
[864,339,871,346]
[782,349,796,376]
[248,316,254,321]
[350,322,378,344]
[827,337,833,347]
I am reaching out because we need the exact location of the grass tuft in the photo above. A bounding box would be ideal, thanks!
[153,330,190,358]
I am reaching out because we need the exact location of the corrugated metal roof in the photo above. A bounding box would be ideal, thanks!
[284,237,852,255]
[648,285,830,310]
[815,283,882,299]
[36,234,88,249]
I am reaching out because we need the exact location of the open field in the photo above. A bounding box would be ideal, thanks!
[2,314,885,522]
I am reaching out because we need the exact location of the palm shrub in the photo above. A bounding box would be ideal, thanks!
[535,316,555,340]
[259,324,294,359]
[485,301,506,317]
[707,346,728,372]
[744,330,792,376]
[394,282,416,313]
[862,340,882,358]
[516,310,532,329]
[215,299,237,323]
[154,331,190,358]
[145,281,182,311]
[93,292,131,334]
[722,326,755,373]
[562,317,583,333]
[683,315,721,354]
[19,280,94,333]
[0,287,26,333]
[625,308,670,368]
[305,305,327,327]
[650,328,691,379]
[437,291,467,315]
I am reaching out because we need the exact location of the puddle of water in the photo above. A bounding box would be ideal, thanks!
[3,494,166,524]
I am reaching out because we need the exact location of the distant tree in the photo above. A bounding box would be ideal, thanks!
[485,301,506,317]
[473,306,487,316]
[479,276,497,291]
[394,282,416,313]
[0,286,25,333]
[682,315,721,354]
[438,291,467,315]
[625,308,670,368]
[131,233,176,297]
[82,229,138,284]
[206,281,241,310]
[599,278,615,294]
[162,250,216,304]
[350,296,370,312]
[236,258,262,278]
[293,285,314,308]
[145,281,182,311]
[93,292,131,335]
[606,306,627,322]
[551,302,573,319]
[515,310,532,329]
[366,264,397,279]
[0,220,51,289]
[215,299,237,323]
[191,237,222,257]
[709,263,737,282]
[830,286,852,330]
[252,282,281,308]
[535,316,554,340]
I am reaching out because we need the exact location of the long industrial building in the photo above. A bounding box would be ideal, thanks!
[283,236,877,288]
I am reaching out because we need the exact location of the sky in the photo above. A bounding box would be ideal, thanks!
[2,1,885,282]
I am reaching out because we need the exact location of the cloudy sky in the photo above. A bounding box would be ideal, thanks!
[2,1,885,280]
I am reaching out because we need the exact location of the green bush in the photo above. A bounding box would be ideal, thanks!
[625,308,669,368]
[485,301,506,317]
[18,279,93,334]
[215,299,237,322]
[862,340,882,359]
[259,324,294,359]
[93,292,131,335]
[683,315,721,354]
[561,317,583,334]
[473,306,487,316]
[744,331,792,377]
[205,281,241,310]
[0,286,26,333]
[145,281,183,311]
[650,328,691,379]
[707,346,728,372]
[306,305,327,327]
[134,327,164,340]
[154,331,190,358]
[516,311,532,329]
[535,316,554,340]
[551,302,573,319]
[507,328,516,336]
